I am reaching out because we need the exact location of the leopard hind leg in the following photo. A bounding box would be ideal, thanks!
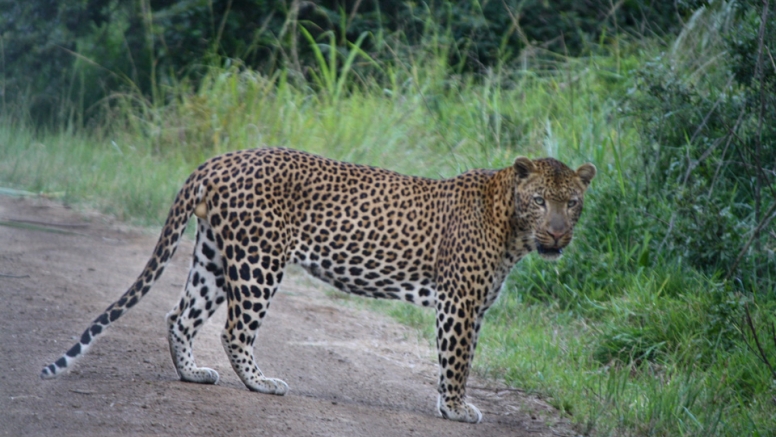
[220,246,289,395]
[165,218,226,384]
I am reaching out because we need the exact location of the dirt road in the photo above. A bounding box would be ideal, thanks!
[0,195,575,436]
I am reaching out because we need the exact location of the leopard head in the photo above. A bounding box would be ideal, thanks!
[513,156,596,261]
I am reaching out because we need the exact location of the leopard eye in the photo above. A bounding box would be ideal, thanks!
[567,199,578,208]
[533,196,545,206]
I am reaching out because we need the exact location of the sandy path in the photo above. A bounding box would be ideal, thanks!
[0,195,574,436]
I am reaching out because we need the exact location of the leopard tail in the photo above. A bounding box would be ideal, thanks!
[40,172,207,379]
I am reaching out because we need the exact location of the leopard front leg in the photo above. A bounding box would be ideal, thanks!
[165,218,226,384]
[434,294,483,423]
[220,250,288,396]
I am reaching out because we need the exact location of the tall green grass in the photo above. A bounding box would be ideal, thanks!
[1,39,626,222]
[1,27,774,437]
[0,123,193,224]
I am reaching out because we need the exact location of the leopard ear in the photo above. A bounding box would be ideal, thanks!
[513,156,536,179]
[576,163,597,186]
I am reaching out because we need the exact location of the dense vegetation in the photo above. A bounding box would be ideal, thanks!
[1,1,774,435]
[2,0,684,123]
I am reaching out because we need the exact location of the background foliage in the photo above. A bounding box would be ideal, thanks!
[1,0,685,124]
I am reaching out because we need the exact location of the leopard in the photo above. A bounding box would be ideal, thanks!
[41,147,596,423]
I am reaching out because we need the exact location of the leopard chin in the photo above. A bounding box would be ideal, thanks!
[536,243,563,261]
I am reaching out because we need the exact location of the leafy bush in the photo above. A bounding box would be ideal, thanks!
[628,0,775,294]
[503,1,775,300]
[508,0,774,375]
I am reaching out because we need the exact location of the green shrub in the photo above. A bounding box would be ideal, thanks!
[626,0,776,294]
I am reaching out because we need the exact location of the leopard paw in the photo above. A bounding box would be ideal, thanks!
[438,395,483,423]
[245,377,289,396]
[179,367,220,385]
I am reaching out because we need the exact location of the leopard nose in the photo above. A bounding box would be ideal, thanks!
[546,229,566,242]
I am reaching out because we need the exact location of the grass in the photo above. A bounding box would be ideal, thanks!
[0,42,627,222]
[2,28,775,437]
[0,124,192,225]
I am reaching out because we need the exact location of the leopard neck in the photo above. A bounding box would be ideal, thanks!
[483,165,534,266]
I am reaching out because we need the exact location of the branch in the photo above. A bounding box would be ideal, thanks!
[742,303,776,379]
[682,94,744,188]
[726,200,776,280]
[1,218,88,228]
[752,0,770,230]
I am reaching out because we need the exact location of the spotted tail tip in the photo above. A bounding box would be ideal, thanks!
[40,364,58,379]
[40,356,68,379]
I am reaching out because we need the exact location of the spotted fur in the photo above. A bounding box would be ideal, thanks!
[41,147,596,423]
